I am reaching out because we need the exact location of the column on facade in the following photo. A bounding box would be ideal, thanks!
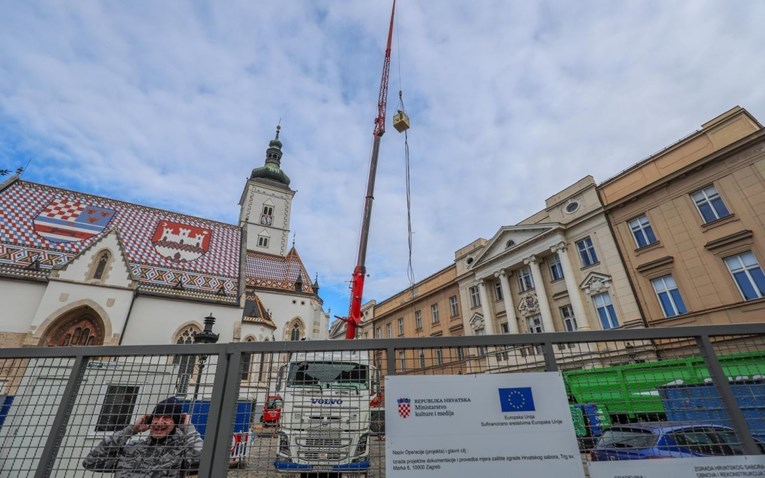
[524,255,555,333]
[476,279,496,335]
[552,242,591,331]
[496,270,519,334]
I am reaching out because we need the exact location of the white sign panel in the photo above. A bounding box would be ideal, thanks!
[590,456,765,478]
[385,372,585,477]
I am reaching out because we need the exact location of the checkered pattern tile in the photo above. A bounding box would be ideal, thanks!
[246,248,314,293]
[0,181,240,292]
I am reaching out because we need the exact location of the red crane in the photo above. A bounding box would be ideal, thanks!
[341,0,401,339]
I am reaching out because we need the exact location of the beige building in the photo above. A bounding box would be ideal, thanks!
[359,265,466,374]
[456,176,643,341]
[598,106,765,327]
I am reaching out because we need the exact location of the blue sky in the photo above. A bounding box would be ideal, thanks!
[2,1,765,324]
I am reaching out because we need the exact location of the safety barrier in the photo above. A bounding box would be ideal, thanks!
[0,324,762,477]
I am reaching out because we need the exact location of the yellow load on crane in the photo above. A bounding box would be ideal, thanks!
[393,110,410,133]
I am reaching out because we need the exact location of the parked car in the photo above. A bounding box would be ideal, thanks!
[590,422,765,461]
[259,395,283,427]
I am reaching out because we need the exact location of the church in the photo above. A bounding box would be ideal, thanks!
[0,127,329,351]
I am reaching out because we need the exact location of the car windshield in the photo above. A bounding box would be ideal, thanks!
[287,361,369,389]
[265,398,282,409]
[598,429,658,449]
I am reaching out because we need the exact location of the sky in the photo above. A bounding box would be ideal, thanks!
[1,1,764,326]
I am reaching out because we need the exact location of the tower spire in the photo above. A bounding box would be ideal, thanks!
[249,123,291,187]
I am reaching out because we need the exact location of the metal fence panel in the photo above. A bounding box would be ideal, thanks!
[0,325,761,477]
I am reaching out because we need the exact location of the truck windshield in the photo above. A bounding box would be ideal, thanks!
[287,361,369,389]
[265,398,283,409]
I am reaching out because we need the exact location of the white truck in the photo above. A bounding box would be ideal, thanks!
[274,351,377,477]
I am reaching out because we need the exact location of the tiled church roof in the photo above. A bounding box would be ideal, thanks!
[242,293,276,328]
[245,247,314,293]
[0,179,241,302]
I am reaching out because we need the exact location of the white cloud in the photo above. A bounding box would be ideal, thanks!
[1,0,764,318]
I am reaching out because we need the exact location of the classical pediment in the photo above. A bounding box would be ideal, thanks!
[579,271,612,296]
[471,223,562,267]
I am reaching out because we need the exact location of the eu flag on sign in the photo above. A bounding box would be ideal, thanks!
[498,387,536,412]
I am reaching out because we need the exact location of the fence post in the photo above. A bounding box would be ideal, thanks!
[542,341,558,372]
[196,350,236,477]
[34,354,89,478]
[696,335,761,455]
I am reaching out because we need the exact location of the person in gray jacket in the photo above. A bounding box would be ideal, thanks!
[83,396,204,477]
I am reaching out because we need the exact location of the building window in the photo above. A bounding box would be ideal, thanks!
[549,254,564,281]
[415,310,422,330]
[576,236,599,267]
[526,315,544,333]
[290,323,301,341]
[435,349,443,365]
[95,385,140,432]
[449,296,459,317]
[93,251,110,280]
[375,327,381,339]
[560,305,577,331]
[518,267,534,291]
[260,204,274,225]
[397,318,404,336]
[692,185,730,223]
[386,323,392,338]
[241,338,255,381]
[174,325,199,395]
[500,322,509,334]
[456,347,464,360]
[493,280,503,301]
[399,351,406,371]
[629,215,657,248]
[651,275,688,317]
[257,235,270,248]
[431,304,440,324]
[724,252,765,301]
[593,292,619,329]
[469,286,481,308]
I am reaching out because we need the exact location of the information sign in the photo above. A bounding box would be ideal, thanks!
[385,372,585,477]
[590,455,765,478]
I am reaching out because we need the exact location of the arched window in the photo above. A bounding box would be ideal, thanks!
[174,325,200,396]
[42,308,104,347]
[290,323,301,341]
[241,337,255,381]
[93,251,111,280]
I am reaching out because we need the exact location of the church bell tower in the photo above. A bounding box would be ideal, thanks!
[239,126,295,256]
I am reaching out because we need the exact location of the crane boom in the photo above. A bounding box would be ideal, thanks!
[343,0,396,340]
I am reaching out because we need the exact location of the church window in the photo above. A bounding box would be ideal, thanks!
[260,204,274,225]
[258,235,270,248]
[241,337,254,381]
[290,323,302,341]
[44,309,104,347]
[93,251,111,280]
[173,325,200,396]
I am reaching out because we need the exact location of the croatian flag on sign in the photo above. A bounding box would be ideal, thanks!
[34,198,115,243]
[398,398,411,419]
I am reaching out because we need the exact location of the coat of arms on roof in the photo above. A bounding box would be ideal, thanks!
[151,220,211,262]
[33,198,115,243]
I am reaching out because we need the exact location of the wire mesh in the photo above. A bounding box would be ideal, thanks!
[0,352,217,477]
[0,329,762,477]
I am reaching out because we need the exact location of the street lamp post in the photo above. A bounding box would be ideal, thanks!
[192,314,219,401]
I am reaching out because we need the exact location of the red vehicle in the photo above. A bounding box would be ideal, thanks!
[260,395,283,427]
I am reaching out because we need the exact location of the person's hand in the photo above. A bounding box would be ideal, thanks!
[134,415,150,433]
